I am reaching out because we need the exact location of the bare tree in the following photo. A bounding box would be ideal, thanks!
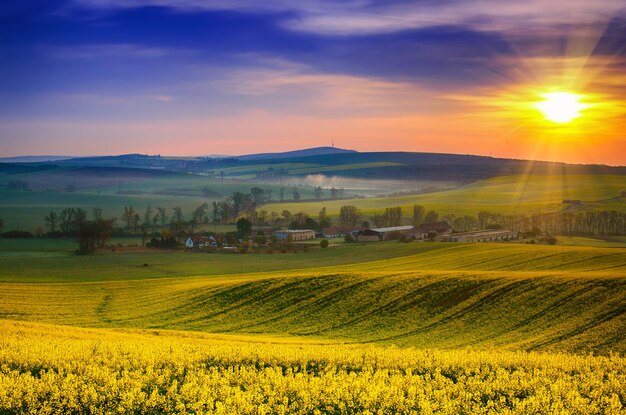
[44,211,57,233]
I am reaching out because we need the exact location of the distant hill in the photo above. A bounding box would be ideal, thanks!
[238,146,357,161]
[4,149,626,182]
[0,156,73,163]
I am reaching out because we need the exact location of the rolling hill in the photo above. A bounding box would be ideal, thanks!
[1,243,625,354]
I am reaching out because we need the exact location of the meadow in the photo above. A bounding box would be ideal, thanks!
[3,166,625,233]
[1,242,625,353]
[1,239,626,412]
[264,174,626,217]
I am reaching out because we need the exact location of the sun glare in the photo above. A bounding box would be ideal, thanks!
[534,92,589,124]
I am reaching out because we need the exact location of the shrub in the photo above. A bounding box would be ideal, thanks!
[1,230,34,238]
[320,239,329,248]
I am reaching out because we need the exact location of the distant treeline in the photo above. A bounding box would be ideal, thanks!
[1,201,624,254]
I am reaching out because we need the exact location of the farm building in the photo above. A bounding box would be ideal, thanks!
[185,236,213,248]
[322,226,344,238]
[272,229,316,242]
[250,227,280,238]
[356,225,414,242]
[406,222,453,240]
[443,229,514,242]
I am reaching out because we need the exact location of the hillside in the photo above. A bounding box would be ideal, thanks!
[238,146,357,160]
[12,150,626,180]
[265,174,626,216]
[1,243,625,354]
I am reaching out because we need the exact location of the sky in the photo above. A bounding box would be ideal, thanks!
[1,0,625,165]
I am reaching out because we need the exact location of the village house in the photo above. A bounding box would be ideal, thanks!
[356,225,414,242]
[272,229,316,242]
[443,229,515,243]
[322,226,344,238]
[250,227,280,238]
[406,222,453,240]
[185,236,213,248]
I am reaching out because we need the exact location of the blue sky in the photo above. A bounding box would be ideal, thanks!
[1,0,625,163]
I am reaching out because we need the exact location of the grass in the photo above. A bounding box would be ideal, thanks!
[0,241,446,282]
[556,236,626,248]
[1,237,625,412]
[264,174,626,217]
[1,242,625,354]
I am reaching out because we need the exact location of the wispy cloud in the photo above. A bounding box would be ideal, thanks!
[43,43,192,60]
[69,0,626,36]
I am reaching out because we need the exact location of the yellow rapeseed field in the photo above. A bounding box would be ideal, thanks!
[1,320,625,415]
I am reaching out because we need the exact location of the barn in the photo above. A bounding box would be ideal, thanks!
[356,225,414,242]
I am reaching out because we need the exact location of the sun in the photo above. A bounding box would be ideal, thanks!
[534,92,589,124]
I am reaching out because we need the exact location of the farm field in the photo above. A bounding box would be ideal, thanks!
[264,174,626,217]
[1,242,626,413]
[3,169,625,233]
[1,243,625,354]
[1,319,625,414]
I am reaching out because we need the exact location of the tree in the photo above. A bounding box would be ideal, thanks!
[318,207,331,229]
[132,213,141,234]
[44,211,57,233]
[122,206,136,231]
[330,187,338,199]
[314,186,323,200]
[320,239,329,248]
[411,205,425,226]
[258,210,268,228]
[191,202,208,232]
[143,205,153,227]
[292,187,301,201]
[156,207,168,228]
[424,210,439,224]
[339,205,361,230]
[371,207,402,227]
[279,187,285,201]
[91,208,103,221]
[281,210,292,225]
[77,219,113,255]
[170,207,186,240]
[231,192,248,218]
[236,217,252,238]
[250,187,265,206]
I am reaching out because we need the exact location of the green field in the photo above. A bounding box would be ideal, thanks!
[265,174,626,217]
[1,237,626,412]
[3,170,625,232]
[1,242,625,354]
[0,166,318,231]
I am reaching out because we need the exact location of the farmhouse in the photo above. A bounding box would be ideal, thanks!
[406,222,453,240]
[322,226,344,238]
[443,229,514,243]
[272,229,316,242]
[185,236,212,248]
[250,227,280,238]
[356,225,414,242]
